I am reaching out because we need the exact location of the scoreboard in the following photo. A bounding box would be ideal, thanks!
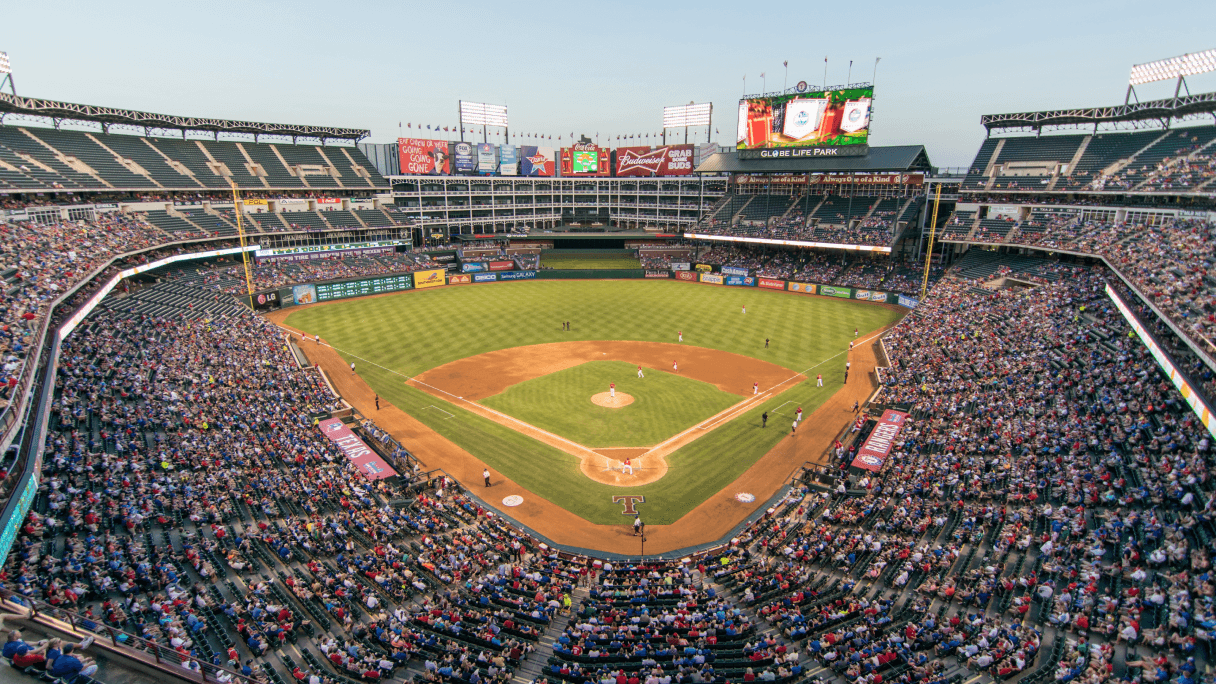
[314,274,414,302]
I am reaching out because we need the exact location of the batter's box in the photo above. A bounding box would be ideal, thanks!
[421,405,455,420]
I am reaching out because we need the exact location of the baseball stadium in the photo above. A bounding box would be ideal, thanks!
[0,11,1214,684]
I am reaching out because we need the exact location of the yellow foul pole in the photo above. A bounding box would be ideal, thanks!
[920,183,943,301]
[230,181,256,310]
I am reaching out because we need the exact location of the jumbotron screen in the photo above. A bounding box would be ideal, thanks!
[736,86,872,159]
[572,149,598,173]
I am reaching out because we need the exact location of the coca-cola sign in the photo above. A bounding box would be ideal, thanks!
[615,145,695,177]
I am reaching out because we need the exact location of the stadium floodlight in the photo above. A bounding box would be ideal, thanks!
[0,51,10,75]
[459,101,509,127]
[1129,49,1216,85]
[663,102,712,128]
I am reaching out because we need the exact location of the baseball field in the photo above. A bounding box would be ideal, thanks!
[281,279,903,528]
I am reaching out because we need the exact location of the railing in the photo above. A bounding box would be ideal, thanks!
[1,591,260,684]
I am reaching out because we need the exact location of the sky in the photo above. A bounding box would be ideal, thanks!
[3,0,1216,167]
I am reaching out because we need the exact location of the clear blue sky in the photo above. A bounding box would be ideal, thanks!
[4,0,1215,167]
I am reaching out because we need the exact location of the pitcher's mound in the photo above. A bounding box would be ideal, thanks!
[591,392,634,408]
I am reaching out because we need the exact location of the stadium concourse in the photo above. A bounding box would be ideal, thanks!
[1,99,1216,684]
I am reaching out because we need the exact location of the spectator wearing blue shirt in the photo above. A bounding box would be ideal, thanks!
[48,643,98,679]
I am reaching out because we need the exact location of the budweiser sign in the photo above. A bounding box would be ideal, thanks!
[615,145,695,177]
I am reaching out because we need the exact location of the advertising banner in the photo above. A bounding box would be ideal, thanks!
[499,270,537,281]
[476,143,497,175]
[645,271,671,279]
[850,410,909,472]
[806,174,924,187]
[489,260,515,271]
[897,294,919,308]
[559,143,611,176]
[461,262,486,272]
[721,266,749,277]
[520,145,555,176]
[614,145,695,176]
[671,262,691,271]
[694,264,713,273]
[676,271,697,281]
[413,269,446,289]
[398,138,451,175]
[316,197,341,206]
[453,142,476,173]
[737,86,873,159]
[292,284,317,305]
[243,198,269,207]
[448,273,472,284]
[819,285,852,298]
[724,275,755,286]
[759,278,785,290]
[853,290,876,301]
[700,273,724,285]
[318,418,398,481]
[735,174,808,185]
[252,291,279,309]
[499,145,518,175]
[474,273,498,282]
[788,282,815,294]
[684,232,892,254]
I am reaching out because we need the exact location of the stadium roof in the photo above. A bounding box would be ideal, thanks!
[694,145,932,174]
[0,92,370,142]
[981,90,1216,134]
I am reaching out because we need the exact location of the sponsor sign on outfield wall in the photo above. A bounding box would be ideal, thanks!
[413,269,446,289]
[676,271,697,281]
[489,260,515,271]
[721,266,749,277]
[694,264,713,273]
[292,284,317,305]
[645,271,670,279]
[724,275,755,286]
[759,278,786,290]
[787,282,815,294]
[700,273,725,285]
[614,145,695,176]
[461,262,486,272]
[819,285,852,298]
[499,271,537,280]
[474,273,498,282]
[448,273,472,284]
[670,262,691,271]
[850,410,909,472]
[318,418,398,481]
[897,294,919,308]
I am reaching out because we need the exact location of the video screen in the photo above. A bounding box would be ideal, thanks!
[737,86,872,152]
[572,149,598,173]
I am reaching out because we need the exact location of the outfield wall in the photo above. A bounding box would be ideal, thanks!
[264,268,918,308]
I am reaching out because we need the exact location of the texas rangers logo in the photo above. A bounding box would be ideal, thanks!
[525,154,552,174]
[618,147,671,175]
[324,422,343,433]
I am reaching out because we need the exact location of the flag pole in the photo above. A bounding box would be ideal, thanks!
[783,60,788,93]
[823,57,828,90]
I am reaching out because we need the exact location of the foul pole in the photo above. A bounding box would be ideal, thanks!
[920,183,942,301]
[230,180,256,309]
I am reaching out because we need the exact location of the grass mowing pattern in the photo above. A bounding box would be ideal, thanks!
[540,257,642,269]
[480,361,740,447]
[285,280,901,377]
[285,280,904,525]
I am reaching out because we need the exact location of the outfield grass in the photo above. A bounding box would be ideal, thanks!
[540,257,642,269]
[285,280,905,525]
[480,361,740,447]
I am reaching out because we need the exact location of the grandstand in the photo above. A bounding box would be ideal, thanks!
[3,52,1216,684]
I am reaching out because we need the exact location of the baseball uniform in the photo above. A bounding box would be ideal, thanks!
[637,365,644,378]
[610,383,615,399]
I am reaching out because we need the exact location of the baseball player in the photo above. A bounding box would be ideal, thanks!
[673,360,678,372]
[622,458,633,475]
[817,374,823,387]
[791,420,797,434]
[753,382,758,395]
[610,382,615,399]
[678,330,683,342]
[849,340,854,351]
[350,362,355,376]
[795,406,803,422]
[637,365,644,378]
[855,327,859,337]
[315,334,320,344]
[742,305,747,314]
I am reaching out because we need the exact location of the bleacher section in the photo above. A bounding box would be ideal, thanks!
[354,208,393,227]
[1123,127,1216,189]
[278,210,330,231]
[738,194,795,222]
[139,209,206,238]
[1056,130,1162,191]
[177,207,237,236]
[712,194,752,221]
[961,138,999,190]
[0,125,389,190]
[811,194,874,225]
[973,217,1018,243]
[319,209,363,229]
[940,210,975,239]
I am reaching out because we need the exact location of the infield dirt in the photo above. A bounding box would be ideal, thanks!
[270,306,890,555]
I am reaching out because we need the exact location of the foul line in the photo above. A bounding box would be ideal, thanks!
[273,323,888,460]
[421,405,454,420]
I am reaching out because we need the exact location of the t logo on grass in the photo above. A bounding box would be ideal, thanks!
[612,495,645,515]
